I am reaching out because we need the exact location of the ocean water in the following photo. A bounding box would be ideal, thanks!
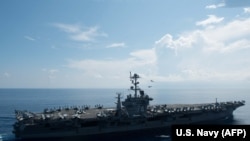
[0,88,249,141]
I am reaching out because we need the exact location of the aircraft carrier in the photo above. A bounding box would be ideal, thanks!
[13,72,245,139]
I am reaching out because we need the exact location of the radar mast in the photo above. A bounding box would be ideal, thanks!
[130,72,140,97]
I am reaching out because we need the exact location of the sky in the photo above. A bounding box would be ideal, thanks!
[1,0,250,88]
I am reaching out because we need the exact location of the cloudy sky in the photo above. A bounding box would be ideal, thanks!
[1,0,250,88]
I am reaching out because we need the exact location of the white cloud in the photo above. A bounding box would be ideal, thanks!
[157,17,250,54]
[244,7,250,13]
[70,26,107,41]
[0,72,11,80]
[53,23,81,33]
[3,72,10,77]
[48,14,250,88]
[205,3,225,9]
[63,16,250,87]
[53,23,107,42]
[205,5,216,9]
[42,69,59,79]
[130,49,157,64]
[49,69,59,74]
[24,36,36,41]
[154,16,250,83]
[200,19,250,53]
[196,15,224,27]
[106,42,126,48]
[155,33,196,56]
[68,48,157,72]
[66,48,157,87]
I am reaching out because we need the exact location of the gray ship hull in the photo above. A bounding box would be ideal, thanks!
[13,103,240,139]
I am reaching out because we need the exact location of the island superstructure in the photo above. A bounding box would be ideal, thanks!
[13,72,245,139]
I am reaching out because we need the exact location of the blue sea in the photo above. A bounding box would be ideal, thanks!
[0,88,249,141]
